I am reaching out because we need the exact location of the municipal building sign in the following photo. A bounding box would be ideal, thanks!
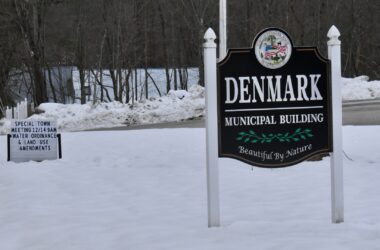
[217,28,332,168]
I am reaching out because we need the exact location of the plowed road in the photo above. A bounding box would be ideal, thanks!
[343,99,380,125]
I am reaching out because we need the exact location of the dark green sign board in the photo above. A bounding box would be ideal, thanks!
[217,28,332,168]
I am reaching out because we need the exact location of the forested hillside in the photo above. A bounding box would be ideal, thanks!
[0,0,379,108]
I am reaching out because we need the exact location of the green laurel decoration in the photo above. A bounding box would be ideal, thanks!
[236,128,313,144]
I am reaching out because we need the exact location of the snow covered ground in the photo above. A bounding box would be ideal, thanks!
[0,126,379,250]
[0,75,379,249]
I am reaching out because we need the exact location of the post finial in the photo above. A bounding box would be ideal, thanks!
[204,28,217,48]
[204,28,217,41]
[327,25,341,45]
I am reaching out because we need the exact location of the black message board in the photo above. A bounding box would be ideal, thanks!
[218,28,332,168]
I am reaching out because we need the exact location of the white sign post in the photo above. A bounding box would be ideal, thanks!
[9,120,60,162]
[328,25,344,223]
[204,28,220,227]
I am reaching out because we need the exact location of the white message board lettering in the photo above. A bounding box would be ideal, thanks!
[9,120,59,162]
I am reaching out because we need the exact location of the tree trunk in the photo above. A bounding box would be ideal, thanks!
[79,68,86,104]
[46,64,57,102]
[12,0,48,105]
[156,0,171,93]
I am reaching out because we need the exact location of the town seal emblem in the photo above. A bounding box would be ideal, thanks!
[254,28,292,69]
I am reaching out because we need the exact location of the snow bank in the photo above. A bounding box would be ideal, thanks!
[0,85,204,133]
[342,76,380,101]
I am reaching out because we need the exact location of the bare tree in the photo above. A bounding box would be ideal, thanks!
[11,0,51,105]
[0,0,378,109]
[0,1,18,114]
